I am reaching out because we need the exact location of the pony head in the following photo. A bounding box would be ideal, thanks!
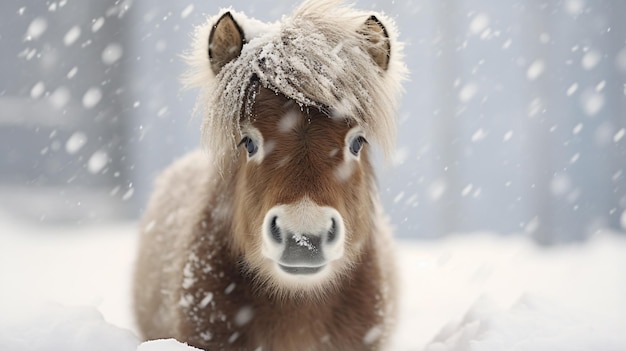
[185,0,406,298]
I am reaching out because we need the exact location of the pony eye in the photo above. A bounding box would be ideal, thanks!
[349,136,367,156]
[239,136,258,157]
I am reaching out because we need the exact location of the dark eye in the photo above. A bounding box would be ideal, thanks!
[239,136,258,157]
[349,136,367,156]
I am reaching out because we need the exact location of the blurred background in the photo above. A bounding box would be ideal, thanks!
[1,0,624,244]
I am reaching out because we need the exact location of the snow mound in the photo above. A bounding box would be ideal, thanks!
[137,339,201,351]
[392,232,626,349]
[0,303,138,351]
[425,294,626,351]
[0,302,201,351]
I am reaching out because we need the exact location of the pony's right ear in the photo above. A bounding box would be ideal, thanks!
[209,12,245,75]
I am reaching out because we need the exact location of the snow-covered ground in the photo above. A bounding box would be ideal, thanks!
[1,212,625,351]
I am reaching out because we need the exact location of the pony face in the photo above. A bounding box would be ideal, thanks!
[194,3,402,297]
[230,87,375,296]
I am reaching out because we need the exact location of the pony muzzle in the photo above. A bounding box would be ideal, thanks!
[261,202,345,276]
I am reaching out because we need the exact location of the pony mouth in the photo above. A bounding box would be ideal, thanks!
[278,264,326,275]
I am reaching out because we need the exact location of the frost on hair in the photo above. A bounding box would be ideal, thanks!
[183,0,407,172]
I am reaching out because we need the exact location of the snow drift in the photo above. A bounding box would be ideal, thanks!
[0,213,624,350]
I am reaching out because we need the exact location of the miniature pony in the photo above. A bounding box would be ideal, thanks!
[133,1,406,350]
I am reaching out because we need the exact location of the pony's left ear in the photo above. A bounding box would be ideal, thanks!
[209,12,245,75]
[359,15,391,71]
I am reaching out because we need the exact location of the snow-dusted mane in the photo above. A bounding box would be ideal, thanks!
[184,0,406,168]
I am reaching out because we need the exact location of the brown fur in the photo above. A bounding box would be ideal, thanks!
[134,89,397,350]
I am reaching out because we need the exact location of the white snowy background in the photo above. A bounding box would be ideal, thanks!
[1,0,625,350]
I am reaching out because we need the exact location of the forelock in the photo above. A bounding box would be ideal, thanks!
[185,0,407,172]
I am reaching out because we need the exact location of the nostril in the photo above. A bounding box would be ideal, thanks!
[270,216,282,244]
[327,218,337,243]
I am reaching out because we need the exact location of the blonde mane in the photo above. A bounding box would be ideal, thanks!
[184,0,407,169]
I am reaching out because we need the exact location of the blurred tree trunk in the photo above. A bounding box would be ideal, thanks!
[433,0,462,236]
[523,1,554,245]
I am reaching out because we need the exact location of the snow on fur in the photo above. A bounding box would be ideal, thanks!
[183,0,407,169]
